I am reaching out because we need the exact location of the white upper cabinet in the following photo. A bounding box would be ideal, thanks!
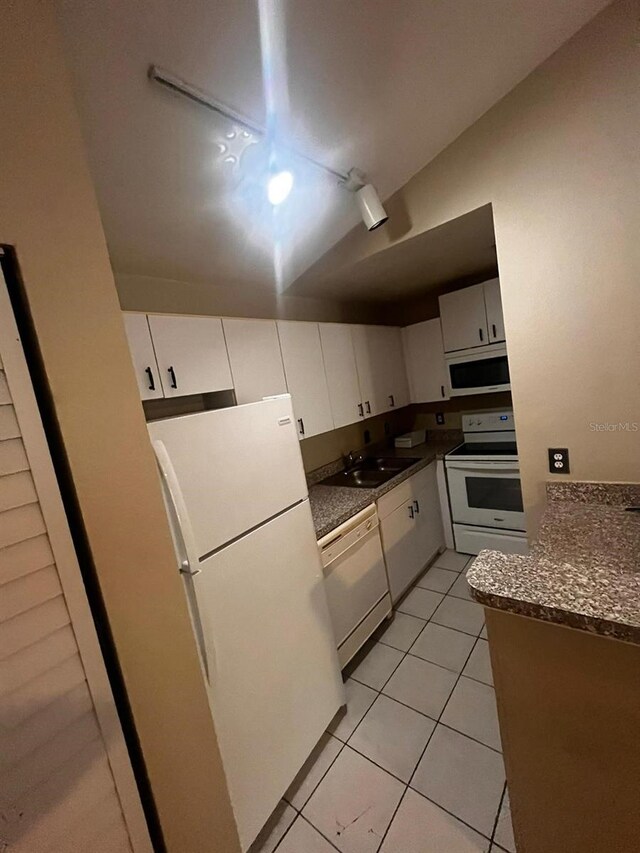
[380,326,410,411]
[122,313,163,400]
[222,318,287,404]
[439,279,506,352]
[319,323,364,429]
[351,325,380,417]
[402,318,450,403]
[352,325,409,417]
[148,314,233,397]
[439,283,489,352]
[277,321,334,439]
[483,278,505,343]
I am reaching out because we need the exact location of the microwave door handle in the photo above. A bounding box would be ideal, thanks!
[152,440,215,681]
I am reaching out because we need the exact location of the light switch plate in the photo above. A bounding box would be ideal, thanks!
[548,448,570,474]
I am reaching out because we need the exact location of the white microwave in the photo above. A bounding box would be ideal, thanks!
[445,343,511,396]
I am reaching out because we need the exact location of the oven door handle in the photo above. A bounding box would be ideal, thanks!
[446,460,520,472]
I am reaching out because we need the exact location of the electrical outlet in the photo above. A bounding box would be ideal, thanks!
[363,429,371,444]
[435,412,445,425]
[548,448,570,474]
[384,421,390,436]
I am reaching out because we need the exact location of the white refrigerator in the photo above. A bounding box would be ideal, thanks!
[148,396,344,850]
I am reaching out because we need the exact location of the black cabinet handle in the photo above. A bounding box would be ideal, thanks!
[492,323,497,338]
[365,401,371,414]
[145,367,155,391]
[479,328,484,342]
[408,505,415,519]
[440,385,445,398]
[389,394,395,407]
[413,499,420,514]
[358,403,364,418]
[297,417,305,436]
[168,366,177,389]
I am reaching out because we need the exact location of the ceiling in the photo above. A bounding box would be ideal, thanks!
[292,204,498,303]
[56,0,608,300]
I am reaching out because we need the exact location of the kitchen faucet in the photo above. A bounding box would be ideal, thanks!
[343,450,363,470]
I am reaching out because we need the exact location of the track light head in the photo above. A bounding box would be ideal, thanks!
[356,183,388,231]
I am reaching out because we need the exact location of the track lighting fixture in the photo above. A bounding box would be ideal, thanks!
[149,66,388,231]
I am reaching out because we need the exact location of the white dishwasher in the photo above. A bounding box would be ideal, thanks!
[318,504,392,668]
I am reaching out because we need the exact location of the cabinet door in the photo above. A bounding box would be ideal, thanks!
[222,318,287,404]
[379,500,422,602]
[148,314,233,397]
[351,325,379,417]
[122,313,163,400]
[483,278,505,343]
[277,321,334,439]
[379,327,409,411]
[402,318,450,403]
[319,323,363,429]
[412,462,444,564]
[439,283,488,352]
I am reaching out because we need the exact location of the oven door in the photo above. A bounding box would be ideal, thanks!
[446,459,525,531]
[445,344,510,396]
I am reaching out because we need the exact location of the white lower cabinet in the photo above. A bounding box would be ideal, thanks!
[378,462,444,602]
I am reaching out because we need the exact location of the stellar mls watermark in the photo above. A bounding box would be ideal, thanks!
[589,422,639,432]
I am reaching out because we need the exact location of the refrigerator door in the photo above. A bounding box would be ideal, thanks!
[147,396,308,558]
[191,499,344,851]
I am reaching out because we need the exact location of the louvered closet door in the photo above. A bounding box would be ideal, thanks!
[0,266,151,853]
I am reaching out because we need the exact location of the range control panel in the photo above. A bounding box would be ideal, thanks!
[462,410,515,433]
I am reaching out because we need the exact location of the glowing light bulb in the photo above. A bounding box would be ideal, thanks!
[267,170,294,205]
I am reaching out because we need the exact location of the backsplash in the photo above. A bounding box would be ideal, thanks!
[299,408,413,473]
[413,391,513,433]
[300,392,511,474]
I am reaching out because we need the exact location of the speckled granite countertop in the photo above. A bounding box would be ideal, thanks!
[467,482,640,644]
[309,436,461,540]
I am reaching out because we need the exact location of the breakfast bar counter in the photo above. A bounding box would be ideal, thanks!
[464,480,640,853]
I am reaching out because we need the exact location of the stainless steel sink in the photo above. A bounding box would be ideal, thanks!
[359,456,420,473]
[319,456,420,489]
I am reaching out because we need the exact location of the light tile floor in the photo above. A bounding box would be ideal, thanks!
[250,550,516,853]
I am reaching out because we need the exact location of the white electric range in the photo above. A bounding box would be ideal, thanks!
[445,409,528,555]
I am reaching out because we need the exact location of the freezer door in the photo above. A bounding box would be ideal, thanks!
[191,500,344,850]
[148,396,308,557]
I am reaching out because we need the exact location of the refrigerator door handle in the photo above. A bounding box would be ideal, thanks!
[152,440,201,576]
[152,440,216,682]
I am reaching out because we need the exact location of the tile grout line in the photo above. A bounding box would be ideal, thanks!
[290,553,485,852]
[489,781,508,851]
[363,555,490,850]
[349,663,500,753]
[284,736,347,810]
[374,629,483,851]
[299,813,342,851]
[332,739,499,846]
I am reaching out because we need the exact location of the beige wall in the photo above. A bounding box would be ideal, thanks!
[117,272,386,324]
[0,3,240,851]
[303,0,640,532]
